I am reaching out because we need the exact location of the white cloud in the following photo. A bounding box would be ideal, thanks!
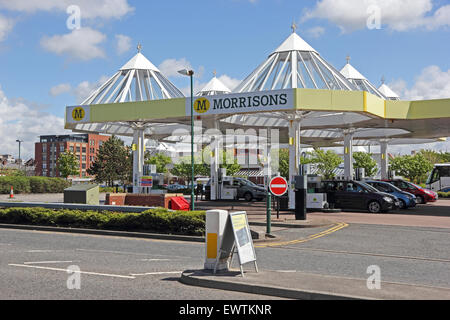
[72,75,109,103]
[49,76,109,103]
[158,58,194,78]
[0,14,13,41]
[217,75,241,91]
[115,34,132,55]
[0,86,69,159]
[302,0,450,32]
[40,27,106,61]
[305,26,326,38]
[389,65,450,100]
[0,0,134,20]
[49,83,72,96]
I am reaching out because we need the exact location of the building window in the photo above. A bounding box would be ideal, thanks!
[82,164,86,170]
[82,147,86,153]
[42,144,47,153]
[70,146,74,152]
[82,155,86,162]
[42,163,47,169]
[76,146,80,153]
[42,154,47,161]
[60,144,65,152]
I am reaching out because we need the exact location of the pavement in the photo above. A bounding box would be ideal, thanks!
[180,269,450,300]
[2,193,450,300]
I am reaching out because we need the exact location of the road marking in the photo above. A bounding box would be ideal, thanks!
[76,248,190,259]
[23,261,75,265]
[255,222,349,248]
[130,271,182,276]
[27,250,54,253]
[8,264,136,279]
[138,259,172,262]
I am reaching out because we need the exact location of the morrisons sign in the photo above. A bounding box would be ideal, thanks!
[186,89,293,116]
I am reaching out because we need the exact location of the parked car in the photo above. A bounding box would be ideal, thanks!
[381,179,437,204]
[204,178,267,201]
[320,180,400,213]
[365,180,416,209]
[165,183,187,192]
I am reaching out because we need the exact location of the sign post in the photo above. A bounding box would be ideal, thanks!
[268,176,288,233]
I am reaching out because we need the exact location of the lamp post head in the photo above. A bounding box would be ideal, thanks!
[177,69,194,76]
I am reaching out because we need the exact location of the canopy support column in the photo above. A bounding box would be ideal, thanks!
[210,121,221,201]
[288,119,301,209]
[132,127,145,194]
[380,140,389,180]
[343,130,354,180]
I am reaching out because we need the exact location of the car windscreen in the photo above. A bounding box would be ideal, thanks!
[359,182,380,193]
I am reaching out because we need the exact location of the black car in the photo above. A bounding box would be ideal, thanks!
[320,180,400,213]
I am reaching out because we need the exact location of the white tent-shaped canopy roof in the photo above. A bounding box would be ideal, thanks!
[378,83,400,100]
[340,60,386,99]
[233,31,356,92]
[197,74,231,96]
[81,49,184,105]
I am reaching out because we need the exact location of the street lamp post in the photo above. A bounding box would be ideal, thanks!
[16,139,23,169]
[178,69,195,211]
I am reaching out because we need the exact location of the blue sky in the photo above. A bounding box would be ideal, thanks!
[1,0,450,158]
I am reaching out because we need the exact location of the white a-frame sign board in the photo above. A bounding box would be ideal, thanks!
[214,211,258,277]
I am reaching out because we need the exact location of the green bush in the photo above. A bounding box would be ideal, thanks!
[438,192,450,198]
[0,207,206,236]
[0,176,70,194]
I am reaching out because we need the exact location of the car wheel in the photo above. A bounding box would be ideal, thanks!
[399,199,407,209]
[416,196,426,204]
[244,192,253,202]
[368,201,382,213]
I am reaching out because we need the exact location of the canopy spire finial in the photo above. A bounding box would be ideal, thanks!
[137,43,142,53]
[213,70,217,77]
[381,75,385,84]
[346,55,351,64]
[291,21,297,33]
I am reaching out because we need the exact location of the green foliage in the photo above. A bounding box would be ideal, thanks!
[390,153,434,184]
[306,149,342,180]
[353,152,378,177]
[438,192,450,198]
[87,135,132,187]
[0,176,70,194]
[171,156,210,184]
[278,149,289,179]
[0,207,206,236]
[145,153,172,173]
[57,151,79,178]
[418,149,450,164]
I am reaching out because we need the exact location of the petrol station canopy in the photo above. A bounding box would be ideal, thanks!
[65,31,450,147]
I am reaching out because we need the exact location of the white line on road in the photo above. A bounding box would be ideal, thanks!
[23,261,75,265]
[138,259,172,262]
[27,250,54,253]
[130,271,182,276]
[8,264,136,279]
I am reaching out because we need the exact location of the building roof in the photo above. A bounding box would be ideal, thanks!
[233,31,355,92]
[81,47,184,105]
[378,83,400,100]
[197,75,231,96]
[340,60,386,99]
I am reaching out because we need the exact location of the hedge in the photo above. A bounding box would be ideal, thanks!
[0,207,206,236]
[438,192,450,198]
[0,176,71,194]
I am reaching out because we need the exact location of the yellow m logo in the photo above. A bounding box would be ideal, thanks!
[72,107,85,121]
[194,98,210,114]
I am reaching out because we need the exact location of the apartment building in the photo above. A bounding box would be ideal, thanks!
[34,134,110,178]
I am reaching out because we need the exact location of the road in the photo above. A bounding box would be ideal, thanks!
[1,221,449,300]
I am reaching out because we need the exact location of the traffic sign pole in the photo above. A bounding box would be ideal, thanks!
[267,176,288,235]
[266,192,271,235]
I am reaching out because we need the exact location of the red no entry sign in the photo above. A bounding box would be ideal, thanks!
[269,176,288,196]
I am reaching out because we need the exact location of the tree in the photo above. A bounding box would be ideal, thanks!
[57,151,79,179]
[389,153,433,184]
[307,149,342,180]
[145,153,172,173]
[87,136,132,187]
[353,152,378,177]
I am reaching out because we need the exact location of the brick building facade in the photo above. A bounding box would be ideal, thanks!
[35,134,110,178]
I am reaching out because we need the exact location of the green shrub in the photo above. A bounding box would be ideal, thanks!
[438,192,450,198]
[0,207,206,236]
[0,176,70,194]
